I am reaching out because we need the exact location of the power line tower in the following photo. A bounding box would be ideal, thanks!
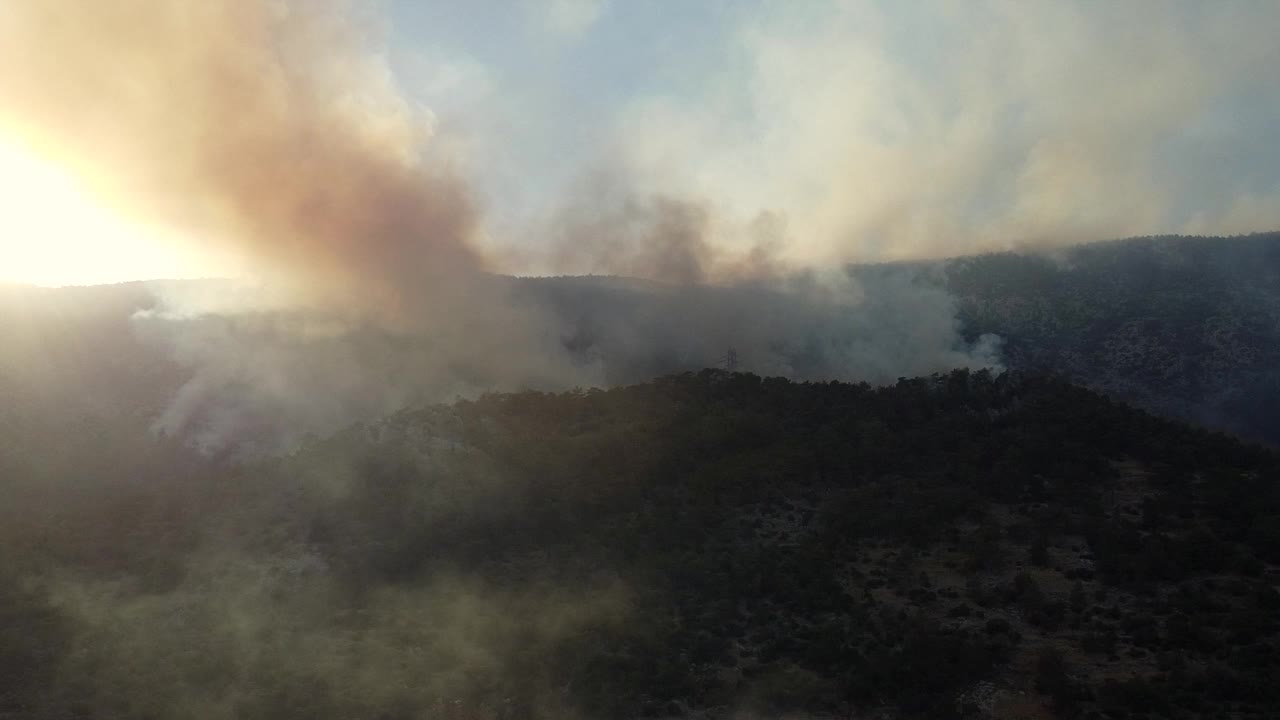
[712,347,740,372]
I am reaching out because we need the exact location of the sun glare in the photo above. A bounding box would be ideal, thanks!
[0,138,212,286]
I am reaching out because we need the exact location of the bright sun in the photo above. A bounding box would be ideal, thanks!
[0,137,212,286]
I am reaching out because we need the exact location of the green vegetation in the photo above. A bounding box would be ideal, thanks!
[2,369,1279,718]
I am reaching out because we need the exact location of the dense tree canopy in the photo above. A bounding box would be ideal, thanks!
[2,369,1278,718]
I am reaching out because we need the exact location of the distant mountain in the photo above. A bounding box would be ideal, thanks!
[5,370,1277,718]
[512,233,1280,446]
[940,233,1280,446]
[3,233,1277,450]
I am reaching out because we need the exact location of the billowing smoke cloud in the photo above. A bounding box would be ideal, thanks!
[128,269,1000,456]
[0,0,1005,455]
[609,1,1280,266]
[526,269,1003,387]
[0,0,479,321]
[130,285,597,457]
[541,169,788,285]
[0,0,591,449]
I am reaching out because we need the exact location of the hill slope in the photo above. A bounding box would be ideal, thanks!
[4,233,1278,451]
[4,370,1278,719]
[942,232,1280,445]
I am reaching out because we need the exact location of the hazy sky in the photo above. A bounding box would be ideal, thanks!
[384,0,1280,267]
[1,0,1278,285]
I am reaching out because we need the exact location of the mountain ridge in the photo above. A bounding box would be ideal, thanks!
[3,232,1278,451]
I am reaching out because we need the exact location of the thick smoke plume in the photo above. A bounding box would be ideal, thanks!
[539,169,789,285]
[0,0,1003,455]
[0,0,479,322]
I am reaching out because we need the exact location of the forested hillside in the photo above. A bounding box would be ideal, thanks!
[3,370,1278,719]
[941,232,1280,446]
[514,233,1280,446]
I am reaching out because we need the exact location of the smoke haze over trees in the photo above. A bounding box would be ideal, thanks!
[3,2,1280,718]
[2,368,1279,718]
[3,0,1278,454]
